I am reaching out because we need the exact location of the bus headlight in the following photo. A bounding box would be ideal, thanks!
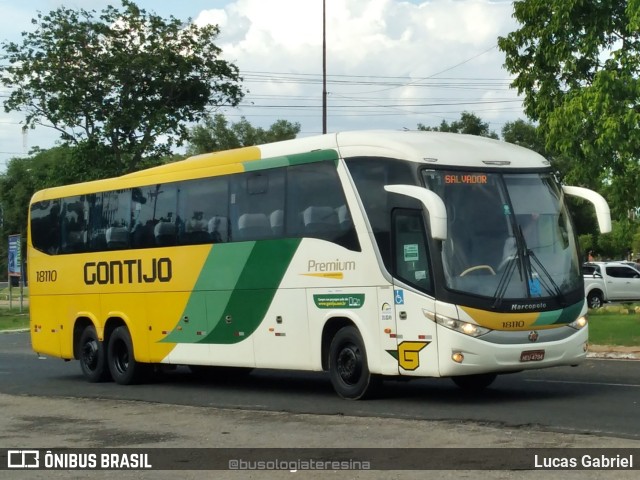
[435,315,491,337]
[568,315,588,330]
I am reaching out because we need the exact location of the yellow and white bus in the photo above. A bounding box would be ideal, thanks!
[28,130,611,399]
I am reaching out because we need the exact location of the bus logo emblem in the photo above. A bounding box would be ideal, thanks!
[528,331,539,342]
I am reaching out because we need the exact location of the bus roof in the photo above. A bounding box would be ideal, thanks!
[334,130,550,169]
[186,130,549,169]
[30,130,550,201]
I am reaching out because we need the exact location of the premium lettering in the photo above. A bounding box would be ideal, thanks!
[307,259,356,272]
[84,258,172,285]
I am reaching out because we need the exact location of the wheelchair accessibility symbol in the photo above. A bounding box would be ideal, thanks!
[394,289,404,305]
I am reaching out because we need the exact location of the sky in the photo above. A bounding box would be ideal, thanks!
[0,0,525,168]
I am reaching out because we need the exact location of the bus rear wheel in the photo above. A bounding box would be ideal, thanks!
[451,373,497,391]
[79,325,110,382]
[328,326,379,400]
[107,326,148,385]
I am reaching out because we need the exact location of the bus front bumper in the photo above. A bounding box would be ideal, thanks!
[435,325,589,377]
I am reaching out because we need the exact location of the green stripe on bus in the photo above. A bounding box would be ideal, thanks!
[201,238,301,344]
[533,301,583,326]
[161,238,301,345]
[161,243,253,344]
[242,149,339,172]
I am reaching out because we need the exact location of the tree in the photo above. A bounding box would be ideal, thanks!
[497,0,640,217]
[0,147,79,237]
[1,0,243,177]
[417,112,498,139]
[0,148,74,278]
[501,119,545,155]
[187,115,301,155]
[596,220,635,259]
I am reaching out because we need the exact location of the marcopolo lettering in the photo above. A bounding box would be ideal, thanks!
[84,258,172,285]
[510,302,547,311]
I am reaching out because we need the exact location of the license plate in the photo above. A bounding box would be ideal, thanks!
[520,350,545,362]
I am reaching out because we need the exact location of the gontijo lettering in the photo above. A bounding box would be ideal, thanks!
[84,258,172,285]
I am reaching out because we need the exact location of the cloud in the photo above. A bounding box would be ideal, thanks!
[195,0,523,135]
[0,0,524,165]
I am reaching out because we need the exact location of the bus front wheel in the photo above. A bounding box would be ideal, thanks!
[107,326,148,385]
[79,325,110,382]
[328,326,379,400]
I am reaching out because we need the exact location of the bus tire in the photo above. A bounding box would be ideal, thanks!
[107,326,147,385]
[451,373,497,391]
[79,325,110,382]
[328,326,379,400]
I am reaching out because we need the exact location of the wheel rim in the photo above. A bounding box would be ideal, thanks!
[113,340,129,374]
[336,343,362,385]
[82,340,99,371]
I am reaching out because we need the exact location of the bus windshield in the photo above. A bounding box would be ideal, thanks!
[422,170,581,301]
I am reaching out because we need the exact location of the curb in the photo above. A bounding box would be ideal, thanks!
[587,345,640,360]
[586,351,640,360]
[0,328,30,334]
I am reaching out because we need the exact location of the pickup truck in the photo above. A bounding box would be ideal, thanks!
[583,261,640,309]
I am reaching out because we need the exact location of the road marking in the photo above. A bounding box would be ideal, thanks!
[526,379,640,388]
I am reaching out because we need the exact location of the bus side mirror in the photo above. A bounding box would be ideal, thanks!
[562,185,611,234]
[384,185,448,240]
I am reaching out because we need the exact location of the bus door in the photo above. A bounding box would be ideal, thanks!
[390,209,439,376]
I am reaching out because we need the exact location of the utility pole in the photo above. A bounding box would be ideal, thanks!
[322,0,327,134]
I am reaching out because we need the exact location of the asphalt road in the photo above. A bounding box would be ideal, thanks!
[1,331,639,479]
[1,331,639,440]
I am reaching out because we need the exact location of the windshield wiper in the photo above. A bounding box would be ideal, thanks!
[492,228,527,308]
[527,247,564,301]
[492,251,519,308]
[493,222,564,307]
[516,224,564,301]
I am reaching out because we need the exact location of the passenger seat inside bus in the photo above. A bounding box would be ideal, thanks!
[105,226,128,249]
[237,213,271,241]
[302,206,339,235]
[181,213,209,244]
[207,216,229,242]
[154,221,177,246]
[335,204,353,231]
[270,209,284,236]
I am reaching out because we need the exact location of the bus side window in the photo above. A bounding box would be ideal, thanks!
[392,209,432,292]
[30,200,62,255]
[230,170,284,242]
[89,190,131,251]
[177,177,229,245]
[345,157,416,263]
[61,197,88,253]
[132,183,178,248]
[286,161,360,251]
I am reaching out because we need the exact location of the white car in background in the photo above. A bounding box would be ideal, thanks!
[583,261,640,309]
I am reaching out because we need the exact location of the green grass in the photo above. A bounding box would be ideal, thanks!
[0,308,30,331]
[0,286,30,330]
[587,304,640,346]
[0,286,29,298]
